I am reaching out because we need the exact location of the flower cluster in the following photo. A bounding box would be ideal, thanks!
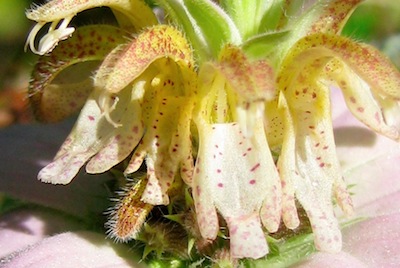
[25,0,400,263]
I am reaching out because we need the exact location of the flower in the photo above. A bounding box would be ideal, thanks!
[1,91,400,267]
[191,46,280,258]
[22,0,400,264]
[293,89,400,267]
[36,25,196,209]
[264,0,400,254]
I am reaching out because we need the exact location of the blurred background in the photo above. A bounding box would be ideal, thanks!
[0,0,38,127]
[0,0,399,128]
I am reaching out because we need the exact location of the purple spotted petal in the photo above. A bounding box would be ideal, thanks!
[193,122,281,259]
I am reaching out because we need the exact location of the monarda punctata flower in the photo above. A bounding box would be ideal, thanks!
[24,0,400,264]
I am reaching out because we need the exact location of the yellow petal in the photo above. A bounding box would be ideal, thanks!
[279,33,400,140]
[122,60,196,205]
[94,25,194,95]
[278,58,354,253]
[29,25,128,122]
[39,82,145,184]
[26,0,157,29]
[216,44,275,102]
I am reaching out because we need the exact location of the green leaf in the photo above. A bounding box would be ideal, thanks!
[241,30,289,63]
[157,0,241,62]
[0,194,26,215]
[241,233,316,268]
[258,0,288,32]
[183,0,241,52]
[221,0,273,40]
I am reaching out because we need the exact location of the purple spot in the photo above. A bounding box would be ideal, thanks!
[250,163,260,172]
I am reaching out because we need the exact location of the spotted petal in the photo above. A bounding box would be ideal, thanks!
[91,25,196,205]
[124,60,196,205]
[25,0,157,54]
[192,53,281,258]
[193,122,281,259]
[215,44,275,102]
[38,85,144,184]
[199,45,276,139]
[277,58,354,253]
[29,25,128,122]
[273,28,400,256]
[283,33,400,141]
[94,25,194,95]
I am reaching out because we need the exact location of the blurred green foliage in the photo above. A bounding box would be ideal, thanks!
[0,0,32,43]
[343,0,400,68]
[343,0,400,41]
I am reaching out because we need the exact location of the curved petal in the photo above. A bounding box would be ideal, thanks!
[94,25,194,95]
[279,33,400,141]
[25,0,157,54]
[203,45,276,139]
[29,25,128,122]
[332,90,400,218]
[85,84,144,174]
[215,44,275,102]
[277,58,353,253]
[27,0,156,27]
[38,84,144,184]
[278,95,343,253]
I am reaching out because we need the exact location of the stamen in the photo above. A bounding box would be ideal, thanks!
[25,17,75,55]
[38,17,75,55]
[24,22,46,53]
[236,101,265,138]
[97,91,122,128]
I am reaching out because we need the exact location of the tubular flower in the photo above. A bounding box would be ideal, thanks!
[38,24,196,207]
[275,33,400,251]
[24,0,400,265]
[192,46,280,259]
[266,0,400,254]
[29,24,130,122]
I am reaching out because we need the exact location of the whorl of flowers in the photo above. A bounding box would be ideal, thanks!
[25,0,400,264]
